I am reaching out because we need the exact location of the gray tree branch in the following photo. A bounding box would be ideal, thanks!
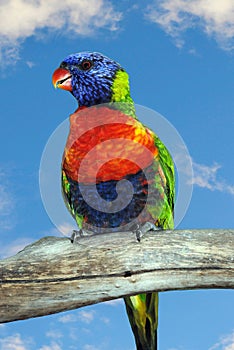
[0,229,233,323]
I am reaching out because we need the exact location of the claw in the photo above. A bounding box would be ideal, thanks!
[71,229,81,243]
[131,222,161,242]
[71,228,93,243]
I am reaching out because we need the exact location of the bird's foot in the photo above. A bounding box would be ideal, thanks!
[131,222,161,242]
[71,228,93,244]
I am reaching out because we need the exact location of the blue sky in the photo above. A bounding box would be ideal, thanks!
[0,0,234,349]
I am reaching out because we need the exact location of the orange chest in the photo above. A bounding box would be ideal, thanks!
[62,107,158,183]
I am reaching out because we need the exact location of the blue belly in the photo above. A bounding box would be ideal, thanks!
[63,165,160,232]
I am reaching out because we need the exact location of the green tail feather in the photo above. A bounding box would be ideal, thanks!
[124,292,158,350]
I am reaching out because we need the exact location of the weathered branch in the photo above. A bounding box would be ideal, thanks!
[0,229,233,323]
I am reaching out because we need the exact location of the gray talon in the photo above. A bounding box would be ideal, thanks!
[71,228,94,243]
[141,222,159,233]
[131,222,161,242]
[71,229,82,243]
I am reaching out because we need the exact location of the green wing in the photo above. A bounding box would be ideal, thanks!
[154,133,175,230]
[61,170,84,228]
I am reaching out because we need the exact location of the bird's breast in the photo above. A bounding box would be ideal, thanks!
[62,106,158,183]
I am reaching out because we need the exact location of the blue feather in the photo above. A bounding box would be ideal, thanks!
[63,164,161,232]
[60,52,122,107]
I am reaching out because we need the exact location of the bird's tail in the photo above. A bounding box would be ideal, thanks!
[124,292,158,350]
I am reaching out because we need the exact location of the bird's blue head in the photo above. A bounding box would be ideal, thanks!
[52,52,132,107]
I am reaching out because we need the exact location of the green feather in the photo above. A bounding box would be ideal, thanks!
[153,134,175,229]
[62,170,84,229]
[124,293,159,350]
[110,70,136,118]
[124,133,174,350]
[111,70,133,104]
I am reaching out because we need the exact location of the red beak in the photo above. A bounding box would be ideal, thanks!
[52,68,72,91]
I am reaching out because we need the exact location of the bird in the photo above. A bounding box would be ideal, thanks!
[52,51,175,350]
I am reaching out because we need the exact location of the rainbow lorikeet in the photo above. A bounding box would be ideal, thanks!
[52,52,174,350]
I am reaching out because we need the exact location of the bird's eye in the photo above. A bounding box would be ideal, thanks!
[80,60,92,71]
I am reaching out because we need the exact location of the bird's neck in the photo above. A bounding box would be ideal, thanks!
[110,70,136,118]
[111,70,133,103]
[76,69,136,117]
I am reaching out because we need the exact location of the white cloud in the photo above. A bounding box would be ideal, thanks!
[39,342,62,350]
[0,333,32,350]
[0,238,34,259]
[83,345,99,350]
[174,151,234,196]
[58,310,95,325]
[46,330,63,340]
[192,161,234,195]
[0,0,122,65]
[26,61,35,69]
[0,171,15,230]
[0,183,11,215]
[103,298,123,306]
[226,344,234,350]
[209,330,234,350]
[58,313,77,323]
[78,310,95,324]
[0,39,20,67]
[146,0,234,50]
[100,316,110,324]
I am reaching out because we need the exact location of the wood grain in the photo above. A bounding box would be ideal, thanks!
[0,229,233,323]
